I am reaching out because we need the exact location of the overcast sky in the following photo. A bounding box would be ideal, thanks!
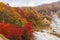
[0,0,60,7]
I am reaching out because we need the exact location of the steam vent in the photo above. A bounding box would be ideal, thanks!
[0,0,60,40]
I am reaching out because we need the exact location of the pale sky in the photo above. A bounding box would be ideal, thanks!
[0,0,60,7]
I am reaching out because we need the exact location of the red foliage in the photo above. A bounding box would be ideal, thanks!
[0,20,12,38]
[0,20,23,39]
[24,22,33,34]
[11,27,22,37]
[0,20,33,40]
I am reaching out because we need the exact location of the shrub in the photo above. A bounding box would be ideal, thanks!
[0,20,33,40]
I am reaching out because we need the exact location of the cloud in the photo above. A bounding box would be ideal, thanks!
[0,0,60,7]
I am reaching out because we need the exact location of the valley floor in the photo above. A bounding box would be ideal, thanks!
[34,31,60,40]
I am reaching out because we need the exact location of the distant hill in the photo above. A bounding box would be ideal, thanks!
[21,1,60,16]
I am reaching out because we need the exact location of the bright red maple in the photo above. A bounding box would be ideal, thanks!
[24,22,33,34]
[0,20,33,40]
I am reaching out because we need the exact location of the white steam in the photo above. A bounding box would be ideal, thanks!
[33,14,60,40]
[50,14,60,33]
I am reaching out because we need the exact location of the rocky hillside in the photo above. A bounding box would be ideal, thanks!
[21,1,60,21]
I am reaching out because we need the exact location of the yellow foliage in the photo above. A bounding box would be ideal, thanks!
[42,18,50,25]
[0,2,5,6]
[0,2,6,11]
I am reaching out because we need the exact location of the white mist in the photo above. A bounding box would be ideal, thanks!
[34,14,60,40]
[50,14,60,33]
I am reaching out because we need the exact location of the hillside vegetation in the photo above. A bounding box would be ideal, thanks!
[0,1,60,30]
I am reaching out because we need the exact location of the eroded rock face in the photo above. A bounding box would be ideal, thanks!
[34,32,60,40]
